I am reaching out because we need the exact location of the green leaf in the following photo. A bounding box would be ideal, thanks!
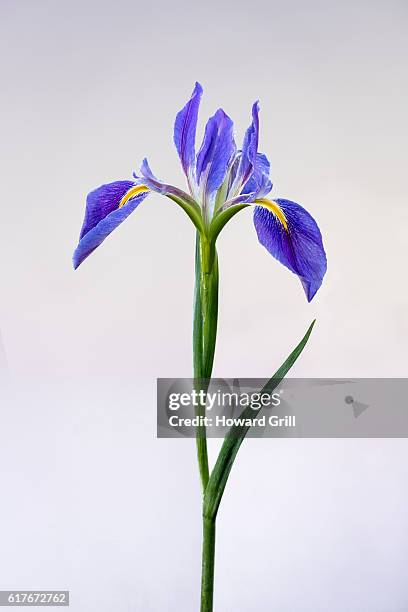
[166,194,205,234]
[209,204,249,242]
[203,320,316,520]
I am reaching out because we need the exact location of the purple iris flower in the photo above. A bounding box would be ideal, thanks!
[73,83,326,301]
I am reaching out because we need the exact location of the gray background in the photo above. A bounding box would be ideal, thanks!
[1,0,407,610]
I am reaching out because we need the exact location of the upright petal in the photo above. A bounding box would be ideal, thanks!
[241,152,272,198]
[173,82,203,181]
[196,109,236,216]
[239,101,260,186]
[73,181,149,269]
[226,101,260,200]
[253,198,327,301]
[220,153,272,210]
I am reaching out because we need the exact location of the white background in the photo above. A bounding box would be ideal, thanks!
[1,0,407,610]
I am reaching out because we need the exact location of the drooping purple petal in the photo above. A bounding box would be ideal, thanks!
[173,82,203,180]
[253,199,327,301]
[137,158,197,205]
[73,181,149,269]
[196,109,236,214]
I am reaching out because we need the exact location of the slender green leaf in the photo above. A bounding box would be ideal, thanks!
[203,320,316,520]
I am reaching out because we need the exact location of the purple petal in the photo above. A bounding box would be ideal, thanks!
[222,153,271,208]
[73,181,149,269]
[137,158,197,204]
[253,199,327,301]
[223,191,258,207]
[242,152,272,198]
[196,109,236,211]
[239,101,260,186]
[173,82,203,179]
[226,102,260,202]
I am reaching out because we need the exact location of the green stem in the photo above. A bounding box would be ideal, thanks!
[193,231,219,612]
[193,227,315,611]
[193,232,218,492]
[200,517,216,612]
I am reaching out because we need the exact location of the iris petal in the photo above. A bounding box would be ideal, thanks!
[196,109,236,217]
[253,198,327,301]
[137,158,198,206]
[240,101,260,184]
[73,181,149,269]
[242,152,272,198]
[221,154,272,209]
[173,82,203,183]
[226,102,260,202]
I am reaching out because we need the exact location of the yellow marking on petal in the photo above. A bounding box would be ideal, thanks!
[255,198,288,232]
[118,185,149,208]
